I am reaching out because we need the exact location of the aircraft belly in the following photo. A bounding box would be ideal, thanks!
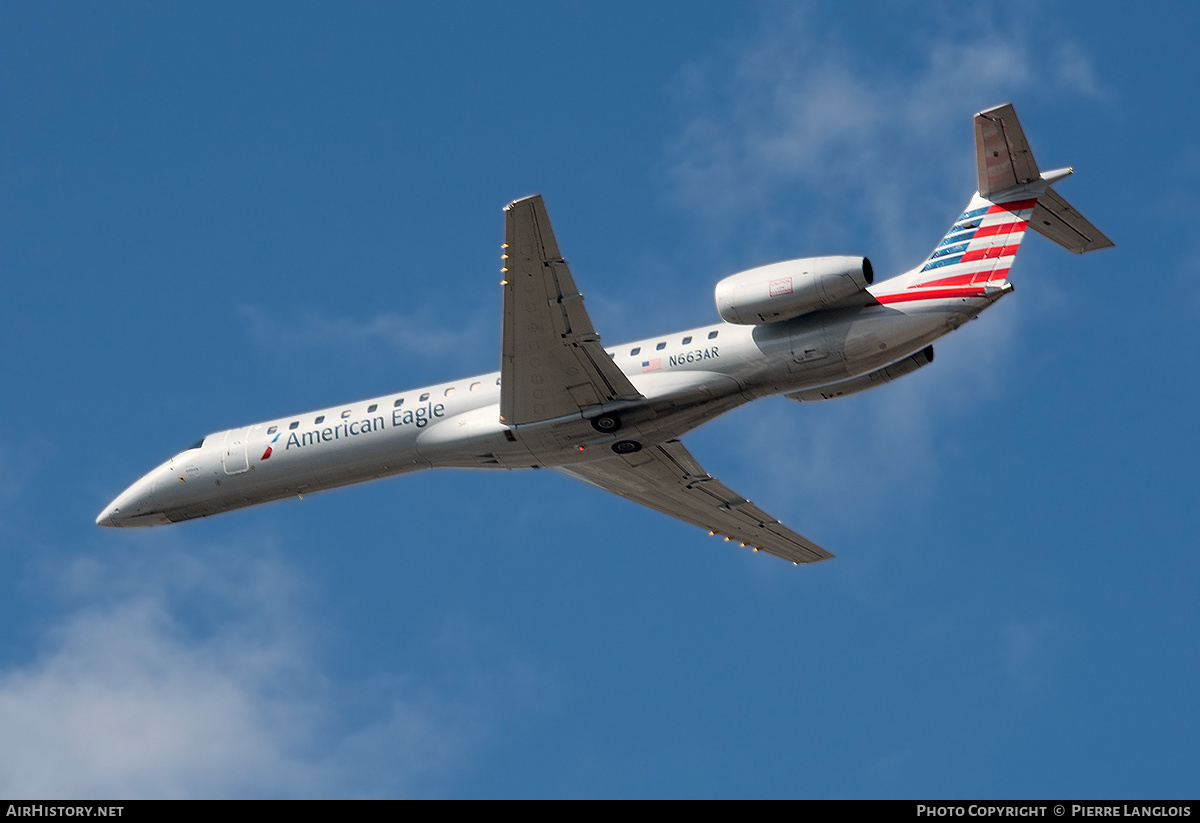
[417,405,537,468]
[499,371,746,468]
[821,301,984,378]
[629,392,747,445]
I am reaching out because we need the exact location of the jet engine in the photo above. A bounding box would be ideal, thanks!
[714,256,873,325]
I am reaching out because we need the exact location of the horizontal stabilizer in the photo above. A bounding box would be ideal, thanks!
[1028,188,1114,253]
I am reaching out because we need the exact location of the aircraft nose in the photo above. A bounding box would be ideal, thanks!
[95,471,169,528]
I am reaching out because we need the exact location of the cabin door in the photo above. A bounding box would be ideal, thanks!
[222,428,250,475]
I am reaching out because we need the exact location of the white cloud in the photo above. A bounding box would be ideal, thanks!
[0,543,481,798]
[238,305,491,368]
[665,6,1103,264]
[1052,41,1103,99]
[1001,619,1055,690]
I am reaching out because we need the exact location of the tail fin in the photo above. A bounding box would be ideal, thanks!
[975,104,1112,254]
[911,192,1038,291]
[975,103,1041,197]
[909,104,1111,291]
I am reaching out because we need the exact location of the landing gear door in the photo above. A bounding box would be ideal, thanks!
[222,427,250,475]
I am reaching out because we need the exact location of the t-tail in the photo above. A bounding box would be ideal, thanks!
[887,104,1112,302]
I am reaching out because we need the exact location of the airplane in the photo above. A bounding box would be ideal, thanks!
[97,104,1111,564]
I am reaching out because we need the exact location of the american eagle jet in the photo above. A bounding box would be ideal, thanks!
[98,104,1111,564]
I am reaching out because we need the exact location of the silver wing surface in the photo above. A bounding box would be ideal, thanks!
[557,440,833,564]
[500,195,642,426]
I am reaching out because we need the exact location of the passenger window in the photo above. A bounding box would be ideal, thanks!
[289,421,299,430]
[470,382,480,392]
[496,377,500,385]
[708,330,718,339]
[368,404,377,413]
[394,398,404,408]
[631,347,641,356]
[656,342,666,351]
[444,387,455,397]
[682,336,692,345]
[341,409,352,419]
[267,426,278,435]
[314,416,325,424]
[419,392,430,401]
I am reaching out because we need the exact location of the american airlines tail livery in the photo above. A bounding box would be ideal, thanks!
[98,104,1111,564]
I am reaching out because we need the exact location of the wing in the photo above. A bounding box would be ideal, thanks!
[500,195,642,426]
[556,440,833,564]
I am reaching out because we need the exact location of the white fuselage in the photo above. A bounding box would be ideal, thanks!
[97,284,1003,527]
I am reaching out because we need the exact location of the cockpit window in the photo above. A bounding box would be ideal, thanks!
[187,438,205,451]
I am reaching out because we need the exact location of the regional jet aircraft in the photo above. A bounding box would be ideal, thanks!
[98,104,1111,564]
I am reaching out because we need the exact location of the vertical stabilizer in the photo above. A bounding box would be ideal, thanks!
[975,103,1112,254]
[975,103,1040,197]
[903,103,1111,296]
[907,192,1036,292]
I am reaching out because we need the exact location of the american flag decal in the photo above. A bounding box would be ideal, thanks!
[641,358,661,373]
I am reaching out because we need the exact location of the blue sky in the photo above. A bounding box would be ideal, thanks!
[1,2,1197,798]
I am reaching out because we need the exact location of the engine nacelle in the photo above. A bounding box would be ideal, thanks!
[714,256,873,325]
[785,346,934,402]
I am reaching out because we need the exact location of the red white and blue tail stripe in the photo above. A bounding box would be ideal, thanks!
[869,104,1110,308]
[875,192,1035,305]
